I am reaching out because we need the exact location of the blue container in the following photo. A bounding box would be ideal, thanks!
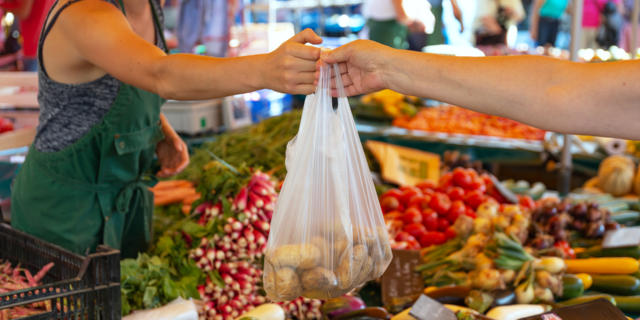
[245,90,293,123]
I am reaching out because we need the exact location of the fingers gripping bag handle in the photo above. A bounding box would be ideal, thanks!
[263,64,393,302]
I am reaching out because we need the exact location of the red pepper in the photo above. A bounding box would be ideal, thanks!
[554,240,576,259]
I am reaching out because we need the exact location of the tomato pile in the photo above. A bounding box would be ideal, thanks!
[381,168,535,250]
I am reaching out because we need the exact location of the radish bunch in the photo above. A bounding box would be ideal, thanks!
[190,172,277,320]
[279,297,323,319]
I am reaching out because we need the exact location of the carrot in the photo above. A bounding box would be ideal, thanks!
[181,204,192,215]
[151,180,192,191]
[182,193,201,205]
[565,257,640,275]
[154,188,197,206]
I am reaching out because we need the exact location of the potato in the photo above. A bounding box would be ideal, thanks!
[264,267,302,301]
[356,256,374,284]
[271,243,321,269]
[301,267,338,291]
[353,244,368,264]
[336,257,356,290]
[303,289,335,300]
[354,227,376,248]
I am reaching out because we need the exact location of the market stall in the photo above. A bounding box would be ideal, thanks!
[2,0,640,319]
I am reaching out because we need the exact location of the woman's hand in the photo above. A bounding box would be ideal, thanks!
[156,115,189,178]
[261,29,323,95]
[321,40,394,96]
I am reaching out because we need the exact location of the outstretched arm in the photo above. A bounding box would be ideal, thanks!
[323,40,640,140]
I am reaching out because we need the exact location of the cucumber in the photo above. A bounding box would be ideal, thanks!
[577,245,640,259]
[561,275,584,300]
[556,294,616,307]
[613,296,640,314]
[591,275,640,295]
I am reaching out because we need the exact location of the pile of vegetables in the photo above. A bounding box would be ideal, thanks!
[380,168,534,250]
[392,105,546,141]
[0,260,54,319]
[527,198,619,253]
[151,180,200,214]
[356,90,420,119]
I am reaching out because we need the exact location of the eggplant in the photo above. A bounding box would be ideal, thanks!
[491,289,516,306]
[322,296,366,319]
[334,307,390,320]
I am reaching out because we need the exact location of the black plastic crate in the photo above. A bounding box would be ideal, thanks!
[0,223,121,319]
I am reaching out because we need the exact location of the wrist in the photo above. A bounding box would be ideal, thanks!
[381,47,406,93]
[251,54,270,91]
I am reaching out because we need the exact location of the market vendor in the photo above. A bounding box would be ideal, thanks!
[11,0,322,258]
[322,40,640,140]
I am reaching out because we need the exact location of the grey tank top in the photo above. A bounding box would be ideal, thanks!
[34,0,166,152]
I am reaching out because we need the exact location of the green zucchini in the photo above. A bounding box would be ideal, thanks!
[556,294,616,307]
[561,275,584,300]
[600,200,631,213]
[613,295,640,314]
[610,211,640,225]
[577,245,640,259]
[591,275,640,295]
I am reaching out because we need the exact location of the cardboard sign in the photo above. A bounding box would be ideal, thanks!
[408,295,457,320]
[381,249,424,312]
[519,298,626,320]
[602,226,640,248]
[366,140,440,186]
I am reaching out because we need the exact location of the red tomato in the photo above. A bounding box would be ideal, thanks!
[422,209,439,231]
[481,174,493,188]
[447,200,466,223]
[437,218,450,232]
[407,239,421,250]
[465,207,477,219]
[400,187,422,204]
[384,211,402,221]
[408,195,431,210]
[518,195,536,210]
[402,207,423,225]
[464,190,485,209]
[439,173,454,189]
[382,188,403,200]
[452,168,473,189]
[469,176,486,192]
[447,187,466,202]
[395,231,417,243]
[429,193,452,215]
[403,223,427,239]
[416,181,436,191]
[445,227,457,239]
[554,240,576,259]
[380,196,401,213]
[420,231,447,247]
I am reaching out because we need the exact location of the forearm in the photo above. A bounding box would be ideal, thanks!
[385,51,640,139]
[155,53,266,100]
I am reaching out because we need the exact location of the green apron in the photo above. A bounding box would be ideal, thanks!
[367,19,409,49]
[426,5,445,46]
[11,0,168,258]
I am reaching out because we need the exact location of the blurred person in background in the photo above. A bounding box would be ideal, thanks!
[529,0,569,47]
[581,0,623,48]
[0,0,55,71]
[473,0,525,46]
[363,0,426,49]
[618,0,638,51]
[176,0,230,56]
[408,0,463,50]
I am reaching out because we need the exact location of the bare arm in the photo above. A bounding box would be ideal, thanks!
[60,1,321,100]
[450,0,464,31]
[324,40,640,140]
[392,0,409,23]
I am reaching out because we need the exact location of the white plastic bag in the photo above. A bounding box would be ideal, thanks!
[263,65,393,301]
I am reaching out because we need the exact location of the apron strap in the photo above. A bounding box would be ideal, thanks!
[149,0,170,53]
[117,0,126,14]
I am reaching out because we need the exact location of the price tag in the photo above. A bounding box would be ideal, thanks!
[366,140,440,187]
[408,295,457,320]
[381,249,424,313]
[602,226,640,248]
[519,298,626,320]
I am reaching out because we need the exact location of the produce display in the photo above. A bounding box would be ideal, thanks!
[0,260,54,318]
[584,155,640,198]
[380,168,534,250]
[356,90,420,119]
[392,106,546,141]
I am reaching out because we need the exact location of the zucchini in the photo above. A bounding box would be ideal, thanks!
[425,286,470,306]
[613,296,640,314]
[600,200,630,213]
[591,275,640,295]
[556,294,616,307]
[577,245,640,259]
[610,211,640,225]
[561,275,584,300]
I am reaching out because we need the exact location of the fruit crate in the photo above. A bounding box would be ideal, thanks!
[0,223,121,319]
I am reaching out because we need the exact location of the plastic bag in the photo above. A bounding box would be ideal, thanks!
[263,64,393,301]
